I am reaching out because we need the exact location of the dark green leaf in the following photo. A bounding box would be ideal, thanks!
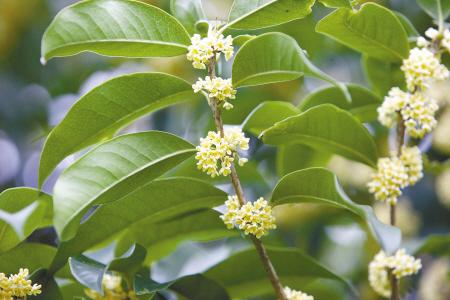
[39,73,199,187]
[417,0,450,20]
[394,11,419,37]
[108,244,147,276]
[41,0,190,62]
[53,131,195,241]
[262,104,378,167]
[362,55,405,97]
[271,168,401,253]
[31,276,63,300]
[316,3,409,61]
[170,0,206,34]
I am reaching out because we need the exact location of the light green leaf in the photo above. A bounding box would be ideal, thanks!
[0,243,56,274]
[226,0,315,30]
[299,84,381,122]
[242,101,300,136]
[232,32,350,101]
[0,188,52,253]
[417,0,450,20]
[261,104,378,167]
[115,210,237,263]
[277,145,331,177]
[271,168,401,253]
[362,55,405,97]
[49,178,227,273]
[170,0,206,34]
[53,131,195,241]
[205,246,353,298]
[318,0,350,8]
[414,234,450,256]
[39,72,199,187]
[41,0,190,62]
[316,3,409,61]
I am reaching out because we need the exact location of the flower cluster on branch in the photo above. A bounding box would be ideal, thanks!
[192,76,236,110]
[283,286,314,300]
[0,268,41,299]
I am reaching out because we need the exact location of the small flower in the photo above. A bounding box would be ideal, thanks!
[369,249,421,298]
[85,273,136,300]
[0,268,42,300]
[441,28,450,53]
[221,196,277,239]
[192,76,236,109]
[186,27,234,69]
[378,87,409,128]
[283,286,314,300]
[195,128,249,177]
[368,157,409,205]
[401,47,449,91]
[399,146,423,185]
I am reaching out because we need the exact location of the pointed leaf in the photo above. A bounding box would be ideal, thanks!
[53,131,195,241]
[41,0,190,62]
[271,168,401,253]
[299,84,381,122]
[261,104,378,167]
[39,72,199,187]
[316,3,409,61]
[226,0,315,30]
[170,0,206,34]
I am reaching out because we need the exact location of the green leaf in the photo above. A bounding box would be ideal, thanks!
[115,210,236,263]
[205,246,352,298]
[69,256,105,293]
[232,32,350,101]
[394,12,419,37]
[271,168,401,253]
[226,0,315,30]
[362,55,405,97]
[170,0,206,34]
[39,72,199,187]
[417,0,450,20]
[298,84,381,122]
[316,3,409,61]
[318,0,351,8]
[277,145,331,177]
[108,244,147,276]
[0,188,52,253]
[261,104,378,167]
[41,0,190,62]
[0,243,56,274]
[414,234,450,256]
[49,178,227,273]
[242,101,300,136]
[53,131,195,241]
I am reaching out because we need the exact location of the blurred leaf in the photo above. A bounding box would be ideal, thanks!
[115,210,237,263]
[49,178,226,273]
[262,104,378,167]
[0,243,56,274]
[316,3,409,61]
[232,32,350,100]
[59,281,86,300]
[394,11,419,37]
[53,131,195,241]
[232,35,256,46]
[41,0,190,62]
[271,168,401,253]
[0,188,52,253]
[277,145,331,177]
[69,256,105,292]
[417,0,450,20]
[318,0,351,8]
[170,0,206,34]
[30,276,63,300]
[205,246,353,298]
[414,234,450,256]
[108,244,147,276]
[299,84,381,122]
[226,0,315,30]
[362,55,405,97]
[39,73,199,187]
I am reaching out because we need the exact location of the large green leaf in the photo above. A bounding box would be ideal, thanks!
[271,168,401,253]
[232,32,350,101]
[316,3,409,61]
[205,246,352,298]
[226,0,315,30]
[362,55,405,97]
[49,178,227,273]
[0,188,52,253]
[41,0,190,62]
[170,0,206,34]
[299,84,381,122]
[0,243,56,274]
[414,234,450,256]
[417,0,450,20]
[39,73,199,187]
[53,131,195,241]
[261,104,378,167]
[115,209,237,263]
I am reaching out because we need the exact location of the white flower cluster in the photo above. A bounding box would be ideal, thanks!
[186,28,233,69]
[368,146,423,204]
[85,273,136,300]
[418,27,450,56]
[192,76,236,109]
[221,195,276,239]
[0,268,41,300]
[195,128,249,177]
[283,286,314,300]
[369,249,422,298]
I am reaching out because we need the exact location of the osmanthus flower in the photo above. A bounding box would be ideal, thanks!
[186,27,233,69]
[221,196,277,239]
[0,268,42,299]
[192,76,237,110]
[399,146,423,185]
[85,273,136,300]
[195,128,249,177]
[369,249,422,298]
[283,286,314,300]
